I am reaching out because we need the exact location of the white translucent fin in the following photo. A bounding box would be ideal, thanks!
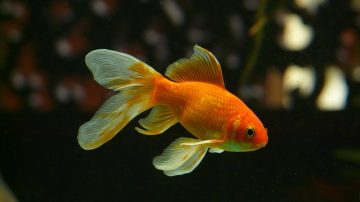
[180,139,224,146]
[78,92,150,150]
[209,148,224,153]
[78,49,161,150]
[85,49,160,91]
[165,45,225,88]
[164,146,207,176]
[135,105,178,135]
[153,137,210,176]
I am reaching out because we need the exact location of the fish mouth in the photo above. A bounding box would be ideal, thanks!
[256,128,268,148]
[256,142,267,148]
[255,139,268,148]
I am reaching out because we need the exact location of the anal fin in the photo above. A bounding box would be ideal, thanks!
[135,105,177,135]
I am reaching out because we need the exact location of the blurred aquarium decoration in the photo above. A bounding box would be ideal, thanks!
[1,0,360,201]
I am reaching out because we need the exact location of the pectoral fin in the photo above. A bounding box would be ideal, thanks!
[153,137,213,176]
[180,139,224,146]
[209,148,224,153]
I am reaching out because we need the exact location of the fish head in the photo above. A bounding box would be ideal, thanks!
[225,112,268,152]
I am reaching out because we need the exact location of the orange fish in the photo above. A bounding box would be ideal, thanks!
[78,45,268,176]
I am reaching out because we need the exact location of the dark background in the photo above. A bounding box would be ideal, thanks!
[1,0,360,201]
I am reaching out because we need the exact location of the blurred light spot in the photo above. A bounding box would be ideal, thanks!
[72,84,85,102]
[353,66,360,82]
[8,29,21,42]
[161,0,184,26]
[0,0,26,19]
[240,85,264,101]
[0,1,12,13]
[29,93,43,109]
[226,53,240,70]
[11,71,26,89]
[244,0,259,11]
[3,21,23,42]
[265,68,283,108]
[317,66,348,110]
[187,27,210,44]
[340,29,357,47]
[29,73,43,90]
[334,148,360,164]
[91,0,110,17]
[295,0,327,14]
[279,14,313,51]
[12,3,26,19]
[55,84,70,103]
[283,65,315,108]
[55,38,71,57]
[351,0,360,12]
[144,28,165,45]
[228,14,245,40]
[50,1,75,23]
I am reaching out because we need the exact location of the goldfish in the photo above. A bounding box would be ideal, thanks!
[78,45,268,176]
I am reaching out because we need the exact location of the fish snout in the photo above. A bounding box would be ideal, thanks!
[255,140,267,148]
[254,129,268,148]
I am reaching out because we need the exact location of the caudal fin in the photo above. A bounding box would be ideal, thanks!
[78,49,161,150]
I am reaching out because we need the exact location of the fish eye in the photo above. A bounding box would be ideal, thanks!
[246,127,255,138]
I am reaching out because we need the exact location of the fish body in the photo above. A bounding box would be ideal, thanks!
[78,45,268,176]
[156,79,235,139]
[154,78,267,152]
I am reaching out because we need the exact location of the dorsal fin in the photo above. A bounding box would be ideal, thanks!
[165,45,225,88]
